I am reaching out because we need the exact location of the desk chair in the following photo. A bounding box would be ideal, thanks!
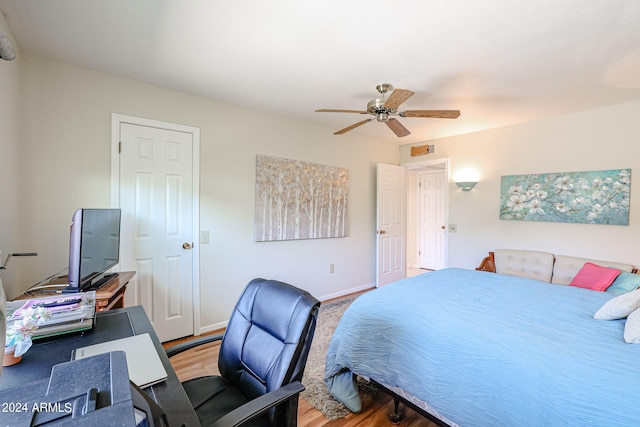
[166,278,320,427]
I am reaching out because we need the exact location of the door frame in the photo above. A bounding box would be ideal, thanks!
[402,158,450,270]
[110,113,201,335]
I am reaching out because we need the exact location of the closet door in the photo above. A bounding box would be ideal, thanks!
[119,121,197,342]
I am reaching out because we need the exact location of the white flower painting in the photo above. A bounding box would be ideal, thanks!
[500,169,631,225]
[255,155,349,241]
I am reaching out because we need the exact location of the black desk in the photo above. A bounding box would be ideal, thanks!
[0,306,200,426]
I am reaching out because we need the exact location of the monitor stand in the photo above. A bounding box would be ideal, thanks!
[85,273,119,291]
[61,273,119,293]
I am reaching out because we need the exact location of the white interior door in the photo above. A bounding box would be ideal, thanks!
[418,171,446,270]
[118,121,196,342]
[376,163,406,286]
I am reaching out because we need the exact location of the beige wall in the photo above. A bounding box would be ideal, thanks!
[4,54,398,332]
[0,14,22,291]
[6,43,639,333]
[401,100,640,270]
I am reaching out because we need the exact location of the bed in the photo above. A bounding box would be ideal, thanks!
[324,268,640,426]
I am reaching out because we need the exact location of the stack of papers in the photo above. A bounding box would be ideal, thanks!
[7,291,97,339]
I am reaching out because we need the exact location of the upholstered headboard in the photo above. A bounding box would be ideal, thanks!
[551,255,636,285]
[478,250,637,285]
[494,249,555,282]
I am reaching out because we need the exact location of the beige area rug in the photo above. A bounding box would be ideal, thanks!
[301,297,378,421]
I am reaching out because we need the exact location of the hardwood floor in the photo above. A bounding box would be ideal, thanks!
[165,337,436,426]
[165,329,438,426]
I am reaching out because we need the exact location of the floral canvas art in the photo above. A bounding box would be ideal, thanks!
[500,169,631,225]
[255,155,349,241]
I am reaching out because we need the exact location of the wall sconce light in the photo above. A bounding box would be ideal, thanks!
[0,253,38,270]
[456,181,477,191]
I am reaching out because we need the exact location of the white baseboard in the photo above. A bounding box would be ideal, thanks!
[198,320,228,335]
[196,282,377,335]
[317,282,376,302]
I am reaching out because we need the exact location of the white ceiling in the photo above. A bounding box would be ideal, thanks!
[1,0,640,145]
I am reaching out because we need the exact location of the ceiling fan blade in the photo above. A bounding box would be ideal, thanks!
[400,110,461,119]
[334,118,373,135]
[383,89,415,110]
[316,109,369,114]
[385,118,411,137]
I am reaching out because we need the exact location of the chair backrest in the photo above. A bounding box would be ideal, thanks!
[218,278,320,401]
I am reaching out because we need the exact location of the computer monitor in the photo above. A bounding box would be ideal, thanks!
[65,208,121,293]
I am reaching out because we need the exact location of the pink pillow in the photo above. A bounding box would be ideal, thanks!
[569,262,620,291]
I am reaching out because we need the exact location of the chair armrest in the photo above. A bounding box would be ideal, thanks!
[211,381,305,427]
[165,333,224,358]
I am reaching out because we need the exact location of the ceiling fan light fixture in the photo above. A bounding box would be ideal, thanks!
[377,113,389,122]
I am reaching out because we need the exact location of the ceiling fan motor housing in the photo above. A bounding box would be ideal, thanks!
[367,98,393,121]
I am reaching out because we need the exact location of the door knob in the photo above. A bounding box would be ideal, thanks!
[441,225,446,230]
[377,230,386,235]
[182,242,193,249]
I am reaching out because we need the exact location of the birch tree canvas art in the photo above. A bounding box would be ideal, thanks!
[255,155,349,241]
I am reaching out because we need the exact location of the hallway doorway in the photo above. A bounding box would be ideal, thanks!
[405,159,449,273]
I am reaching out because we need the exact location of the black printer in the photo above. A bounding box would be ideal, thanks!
[0,351,167,427]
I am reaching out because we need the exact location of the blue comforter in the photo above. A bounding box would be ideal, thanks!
[325,268,640,426]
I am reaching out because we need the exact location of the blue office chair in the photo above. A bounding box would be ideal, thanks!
[166,278,320,427]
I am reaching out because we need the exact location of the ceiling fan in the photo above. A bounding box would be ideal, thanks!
[316,83,460,137]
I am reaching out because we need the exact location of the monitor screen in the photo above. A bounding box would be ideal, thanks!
[68,208,121,291]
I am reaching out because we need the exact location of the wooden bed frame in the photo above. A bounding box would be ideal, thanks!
[476,251,497,272]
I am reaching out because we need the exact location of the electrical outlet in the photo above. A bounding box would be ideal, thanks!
[200,230,210,244]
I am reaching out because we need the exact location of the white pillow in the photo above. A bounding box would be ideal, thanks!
[594,289,640,320]
[624,308,640,344]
